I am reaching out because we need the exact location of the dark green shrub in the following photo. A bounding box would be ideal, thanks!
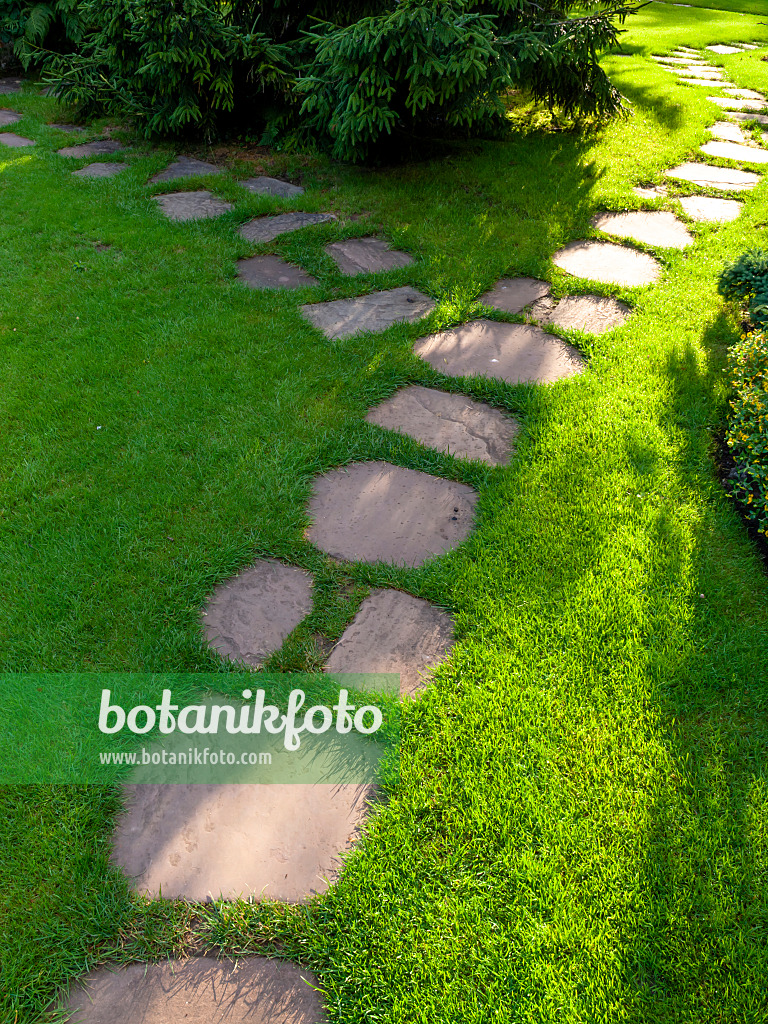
[718,248,768,330]
[0,0,83,67]
[725,329,768,539]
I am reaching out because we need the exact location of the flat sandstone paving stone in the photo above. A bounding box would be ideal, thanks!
[237,254,318,290]
[239,212,336,243]
[591,210,693,248]
[708,97,767,112]
[325,237,414,275]
[707,44,747,54]
[155,190,234,221]
[678,195,742,222]
[710,121,750,143]
[57,139,123,157]
[60,958,325,1024]
[325,589,455,696]
[150,155,221,183]
[73,162,125,178]
[301,286,435,340]
[730,111,768,127]
[242,175,304,197]
[366,385,519,465]
[307,461,478,566]
[0,132,34,147]
[202,559,313,667]
[413,320,584,385]
[664,162,760,191]
[552,240,662,286]
[479,276,551,313]
[723,89,767,101]
[530,294,631,335]
[0,109,21,126]
[700,139,768,164]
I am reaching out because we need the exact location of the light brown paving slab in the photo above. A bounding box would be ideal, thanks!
[413,319,585,385]
[0,109,21,126]
[60,958,325,1024]
[591,210,693,248]
[700,139,768,163]
[710,121,749,142]
[678,195,742,222]
[239,212,336,243]
[552,240,661,286]
[366,385,519,465]
[723,88,766,101]
[237,255,318,290]
[202,559,313,667]
[325,237,414,275]
[325,589,455,696]
[730,110,768,127]
[708,97,767,112]
[73,162,125,179]
[242,175,305,197]
[632,184,668,198]
[307,461,477,566]
[530,294,631,335]
[664,161,760,190]
[679,78,720,87]
[479,276,551,313]
[301,286,434,340]
[58,139,123,158]
[155,190,234,222]
[150,155,222,183]
[0,132,34,147]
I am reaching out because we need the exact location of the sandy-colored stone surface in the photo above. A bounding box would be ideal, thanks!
[150,156,222,183]
[700,139,768,164]
[677,70,724,80]
[730,111,768,127]
[58,140,123,158]
[710,121,749,143]
[664,162,760,190]
[202,559,313,667]
[73,162,125,179]
[652,56,697,65]
[239,212,336,243]
[591,210,693,248]
[414,319,585,385]
[679,78,715,87]
[301,286,435,340]
[237,255,318,290]
[531,294,631,335]
[723,89,766,101]
[325,237,414,275]
[707,44,746,55]
[61,958,326,1024]
[0,109,20,126]
[326,589,455,696]
[307,461,477,566]
[242,175,305,197]
[678,195,742,222]
[155,190,234,222]
[0,131,34,147]
[479,276,551,313]
[632,185,668,198]
[552,240,661,286]
[708,97,767,112]
[366,385,519,465]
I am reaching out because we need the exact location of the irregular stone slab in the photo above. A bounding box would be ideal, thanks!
[664,161,760,191]
[325,589,455,696]
[366,385,519,465]
[413,320,585,385]
[0,109,21,126]
[72,162,125,179]
[707,44,745,55]
[0,77,22,94]
[552,240,661,286]
[632,184,668,198]
[242,175,305,198]
[202,559,313,667]
[237,254,318,290]
[150,155,222,183]
[708,97,767,112]
[723,89,766,101]
[239,212,336,243]
[307,461,477,566]
[700,139,768,163]
[679,77,720,87]
[678,195,742,222]
[652,56,698,64]
[155,190,234,222]
[49,122,83,132]
[57,139,123,157]
[326,237,414,275]
[730,110,768,127]
[479,276,551,313]
[0,132,34,147]
[591,210,693,249]
[531,294,631,335]
[301,286,434,340]
[61,958,325,1024]
[710,121,749,142]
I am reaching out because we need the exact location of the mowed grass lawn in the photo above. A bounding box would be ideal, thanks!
[2,2,768,1022]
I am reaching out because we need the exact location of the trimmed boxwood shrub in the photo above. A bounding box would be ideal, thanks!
[725,329,768,539]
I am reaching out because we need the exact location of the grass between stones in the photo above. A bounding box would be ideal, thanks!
[2,3,768,1022]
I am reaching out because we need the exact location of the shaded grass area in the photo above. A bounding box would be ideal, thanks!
[2,3,768,1022]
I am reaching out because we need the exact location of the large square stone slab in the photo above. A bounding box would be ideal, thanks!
[591,210,693,248]
[73,162,125,179]
[61,958,325,1024]
[326,237,414,275]
[150,155,222,183]
[664,162,760,190]
[531,294,631,335]
[700,139,768,164]
[413,320,585,385]
[366,385,519,465]
[325,589,455,696]
[301,286,434,340]
[237,255,318,290]
[57,139,123,157]
[678,195,742,222]
[307,461,477,566]
[242,175,305,197]
[239,212,336,243]
[552,240,661,286]
[0,109,21,126]
[202,559,313,667]
[479,276,551,313]
[0,132,34,147]
[708,97,767,112]
[155,190,234,221]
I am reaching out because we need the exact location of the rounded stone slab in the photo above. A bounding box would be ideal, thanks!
[307,461,477,566]
[155,190,234,222]
[413,320,584,385]
[479,276,551,313]
[591,210,693,249]
[552,240,661,286]
[531,294,631,335]
[202,559,313,667]
[242,175,305,198]
[237,254,319,290]
[149,155,222,183]
[73,162,126,179]
[57,139,123,158]
[0,109,21,127]
[0,132,34,147]
[61,958,325,1024]
[111,781,370,901]
[239,212,336,243]
[366,385,519,465]
[678,194,742,222]
[325,237,414,275]
[325,589,455,696]
[700,139,768,164]
[664,162,760,191]
[708,97,767,112]
[301,286,435,340]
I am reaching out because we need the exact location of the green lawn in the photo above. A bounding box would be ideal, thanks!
[2,3,768,1022]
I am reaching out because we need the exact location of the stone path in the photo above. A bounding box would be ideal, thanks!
[243,175,304,197]
[239,212,336,243]
[0,109,21,126]
[150,155,221,183]
[0,76,22,93]
[237,255,319,290]
[73,162,125,179]
[155,190,234,221]
[590,210,693,248]
[57,139,124,158]
[0,132,34,147]
[552,240,661,286]
[664,162,761,190]
[480,276,551,313]
[701,139,768,164]
[325,237,414,274]
[301,286,434,339]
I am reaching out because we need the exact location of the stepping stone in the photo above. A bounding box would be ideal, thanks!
[72,162,125,179]
[723,89,767,101]
[325,237,414,275]
[57,139,123,157]
[710,121,749,142]
[0,77,22,94]
[479,276,551,313]
[708,97,767,112]
[0,132,34,148]
[707,44,745,55]
[202,559,313,667]
[632,184,668,198]
[700,139,768,163]
[61,958,325,1024]
[242,175,305,197]
[49,123,83,133]
[552,240,661,286]
[730,110,768,127]
[301,286,434,340]
[0,109,21,126]
[678,195,742,222]
[530,294,631,335]
[413,320,585,385]
[591,210,693,248]
[307,461,477,566]
[150,155,222,183]
[366,385,519,465]
[239,212,336,243]
[325,589,455,696]
[664,162,760,190]
[679,77,724,86]
[652,56,698,65]
[155,190,234,222]
[237,254,318,290]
